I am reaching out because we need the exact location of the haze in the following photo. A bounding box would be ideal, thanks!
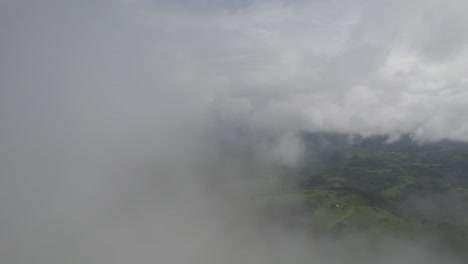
[1,0,467,263]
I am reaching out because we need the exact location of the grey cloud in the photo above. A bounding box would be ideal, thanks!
[126,0,468,141]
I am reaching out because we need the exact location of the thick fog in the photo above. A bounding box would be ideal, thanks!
[0,0,467,263]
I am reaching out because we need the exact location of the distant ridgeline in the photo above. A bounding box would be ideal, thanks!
[255,132,468,257]
[296,132,468,195]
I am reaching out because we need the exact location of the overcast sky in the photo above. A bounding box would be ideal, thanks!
[2,0,468,145]
[131,0,468,141]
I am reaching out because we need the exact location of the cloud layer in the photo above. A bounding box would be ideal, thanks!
[126,0,468,141]
[1,0,467,263]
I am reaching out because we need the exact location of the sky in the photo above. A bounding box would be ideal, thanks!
[3,0,468,145]
[123,0,468,142]
[0,0,467,263]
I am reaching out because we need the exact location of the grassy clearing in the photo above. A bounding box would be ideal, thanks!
[252,190,407,232]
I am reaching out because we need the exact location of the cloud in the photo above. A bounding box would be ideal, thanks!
[121,0,468,142]
[0,0,467,263]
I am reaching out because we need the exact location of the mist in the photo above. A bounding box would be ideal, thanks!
[1,0,467,263]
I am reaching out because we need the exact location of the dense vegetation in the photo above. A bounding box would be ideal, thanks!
[252,132,468,257]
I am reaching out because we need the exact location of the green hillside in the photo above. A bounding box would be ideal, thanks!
[251,133,468,257]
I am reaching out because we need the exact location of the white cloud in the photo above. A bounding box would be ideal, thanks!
[122,0,468,141]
